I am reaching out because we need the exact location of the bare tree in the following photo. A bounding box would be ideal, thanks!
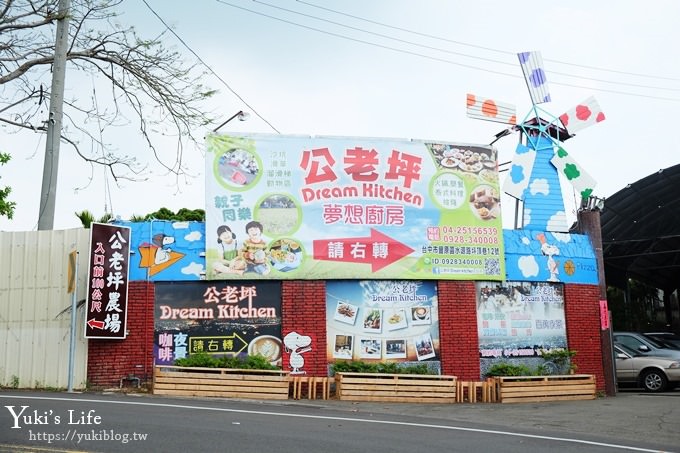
[0,0,216,187]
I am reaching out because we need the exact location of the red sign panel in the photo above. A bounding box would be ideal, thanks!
[84,223,131,339]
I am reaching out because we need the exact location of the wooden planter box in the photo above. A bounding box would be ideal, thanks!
[495,374,596,404]
[153,365,290,400]
[335,372,457,403]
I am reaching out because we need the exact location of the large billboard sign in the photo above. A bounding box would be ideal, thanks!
[154,281,282,366]
[205,134,505,280]
[84,223,131,339]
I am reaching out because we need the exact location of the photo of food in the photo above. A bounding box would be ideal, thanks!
[414,332,436,361]
[359,338,382,359]
[410,306,431,325]
[385,308,408,331]
[362,308,382,333]
[469,184,501,221]
[334,301,359,325]
[333,335,353,359]
[268,238,303,272]
[248,335,282,366]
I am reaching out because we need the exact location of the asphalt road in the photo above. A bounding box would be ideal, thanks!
[0,389,677,453]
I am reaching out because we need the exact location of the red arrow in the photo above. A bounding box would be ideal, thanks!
[313,228,414,272]
[87,318,105,330]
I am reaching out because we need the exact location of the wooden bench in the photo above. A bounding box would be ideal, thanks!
[153,365,290,400]
[496,374,596,403]
[335,372,457,403]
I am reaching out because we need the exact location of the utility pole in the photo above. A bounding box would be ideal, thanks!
[38,0,71,230]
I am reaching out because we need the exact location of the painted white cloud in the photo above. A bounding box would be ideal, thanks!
[546,212,568,232]
[529,179,550,195]
[517,255,539,277]
[172,221,190,229]
[521,236,531,245]
[181,261,204,277]
[185,230,202,242]
[551,232,572,243]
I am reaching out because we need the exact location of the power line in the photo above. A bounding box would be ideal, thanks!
[215,0,680,103]
[255,0,679,93]
[297,0,680,83]
[141,0,280,134]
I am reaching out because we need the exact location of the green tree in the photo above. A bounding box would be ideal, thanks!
[74,209,114,228]
[0,153,16,219]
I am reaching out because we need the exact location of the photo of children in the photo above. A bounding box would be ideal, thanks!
[212,225,246,276]
[239,220,270,275]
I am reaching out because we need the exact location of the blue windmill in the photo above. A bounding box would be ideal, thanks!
[467,51,605,232]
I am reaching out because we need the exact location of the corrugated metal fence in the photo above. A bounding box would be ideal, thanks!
[0,228,90,389]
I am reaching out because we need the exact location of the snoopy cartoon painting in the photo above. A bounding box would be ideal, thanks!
[536,233,560,282]
[283,331,312,375]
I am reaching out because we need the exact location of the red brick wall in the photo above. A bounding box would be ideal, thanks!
[564,284,606,392]
[281,280,327,377]
[438,281,480,380]
[87,281,155,388]
[86,279,606,391]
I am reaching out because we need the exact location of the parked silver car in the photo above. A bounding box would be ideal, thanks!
[643,332,680,349]
[612,331,680,360]
[614,343,680,392]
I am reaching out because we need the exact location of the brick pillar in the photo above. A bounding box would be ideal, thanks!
[281,280,327,376]
[438,280,480,380]
[87,281,155,388]
[564,283,606,392]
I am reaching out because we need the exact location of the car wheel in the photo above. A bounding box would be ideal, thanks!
[641,369,668,392]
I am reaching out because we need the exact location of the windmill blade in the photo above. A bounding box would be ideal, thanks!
[466,93,517,125]
[558,96,606,135]
[550,147,597,199]
[518,51,551,105]
[502,142,537,200]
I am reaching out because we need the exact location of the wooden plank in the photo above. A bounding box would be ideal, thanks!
[497,374,596,403]
[155,365,288,376]
[153,389,289,400]
[155,371,288,383]
[156,383,288,393]
[338,378,456,384]
[336,372,456,380]
[154,375,289,387]
[335,373,458,403]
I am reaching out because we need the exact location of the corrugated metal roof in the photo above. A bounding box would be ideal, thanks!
[600,164,680,292]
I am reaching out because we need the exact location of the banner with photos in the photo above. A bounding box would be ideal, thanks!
[326,280,439,367]
[205,133,505,281]
[476,281,567,359]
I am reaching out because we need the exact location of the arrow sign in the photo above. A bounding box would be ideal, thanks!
[313,228,414,272]
[87,318,105,330]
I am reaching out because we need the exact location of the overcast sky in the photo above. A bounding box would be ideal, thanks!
[1,0,678,231]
